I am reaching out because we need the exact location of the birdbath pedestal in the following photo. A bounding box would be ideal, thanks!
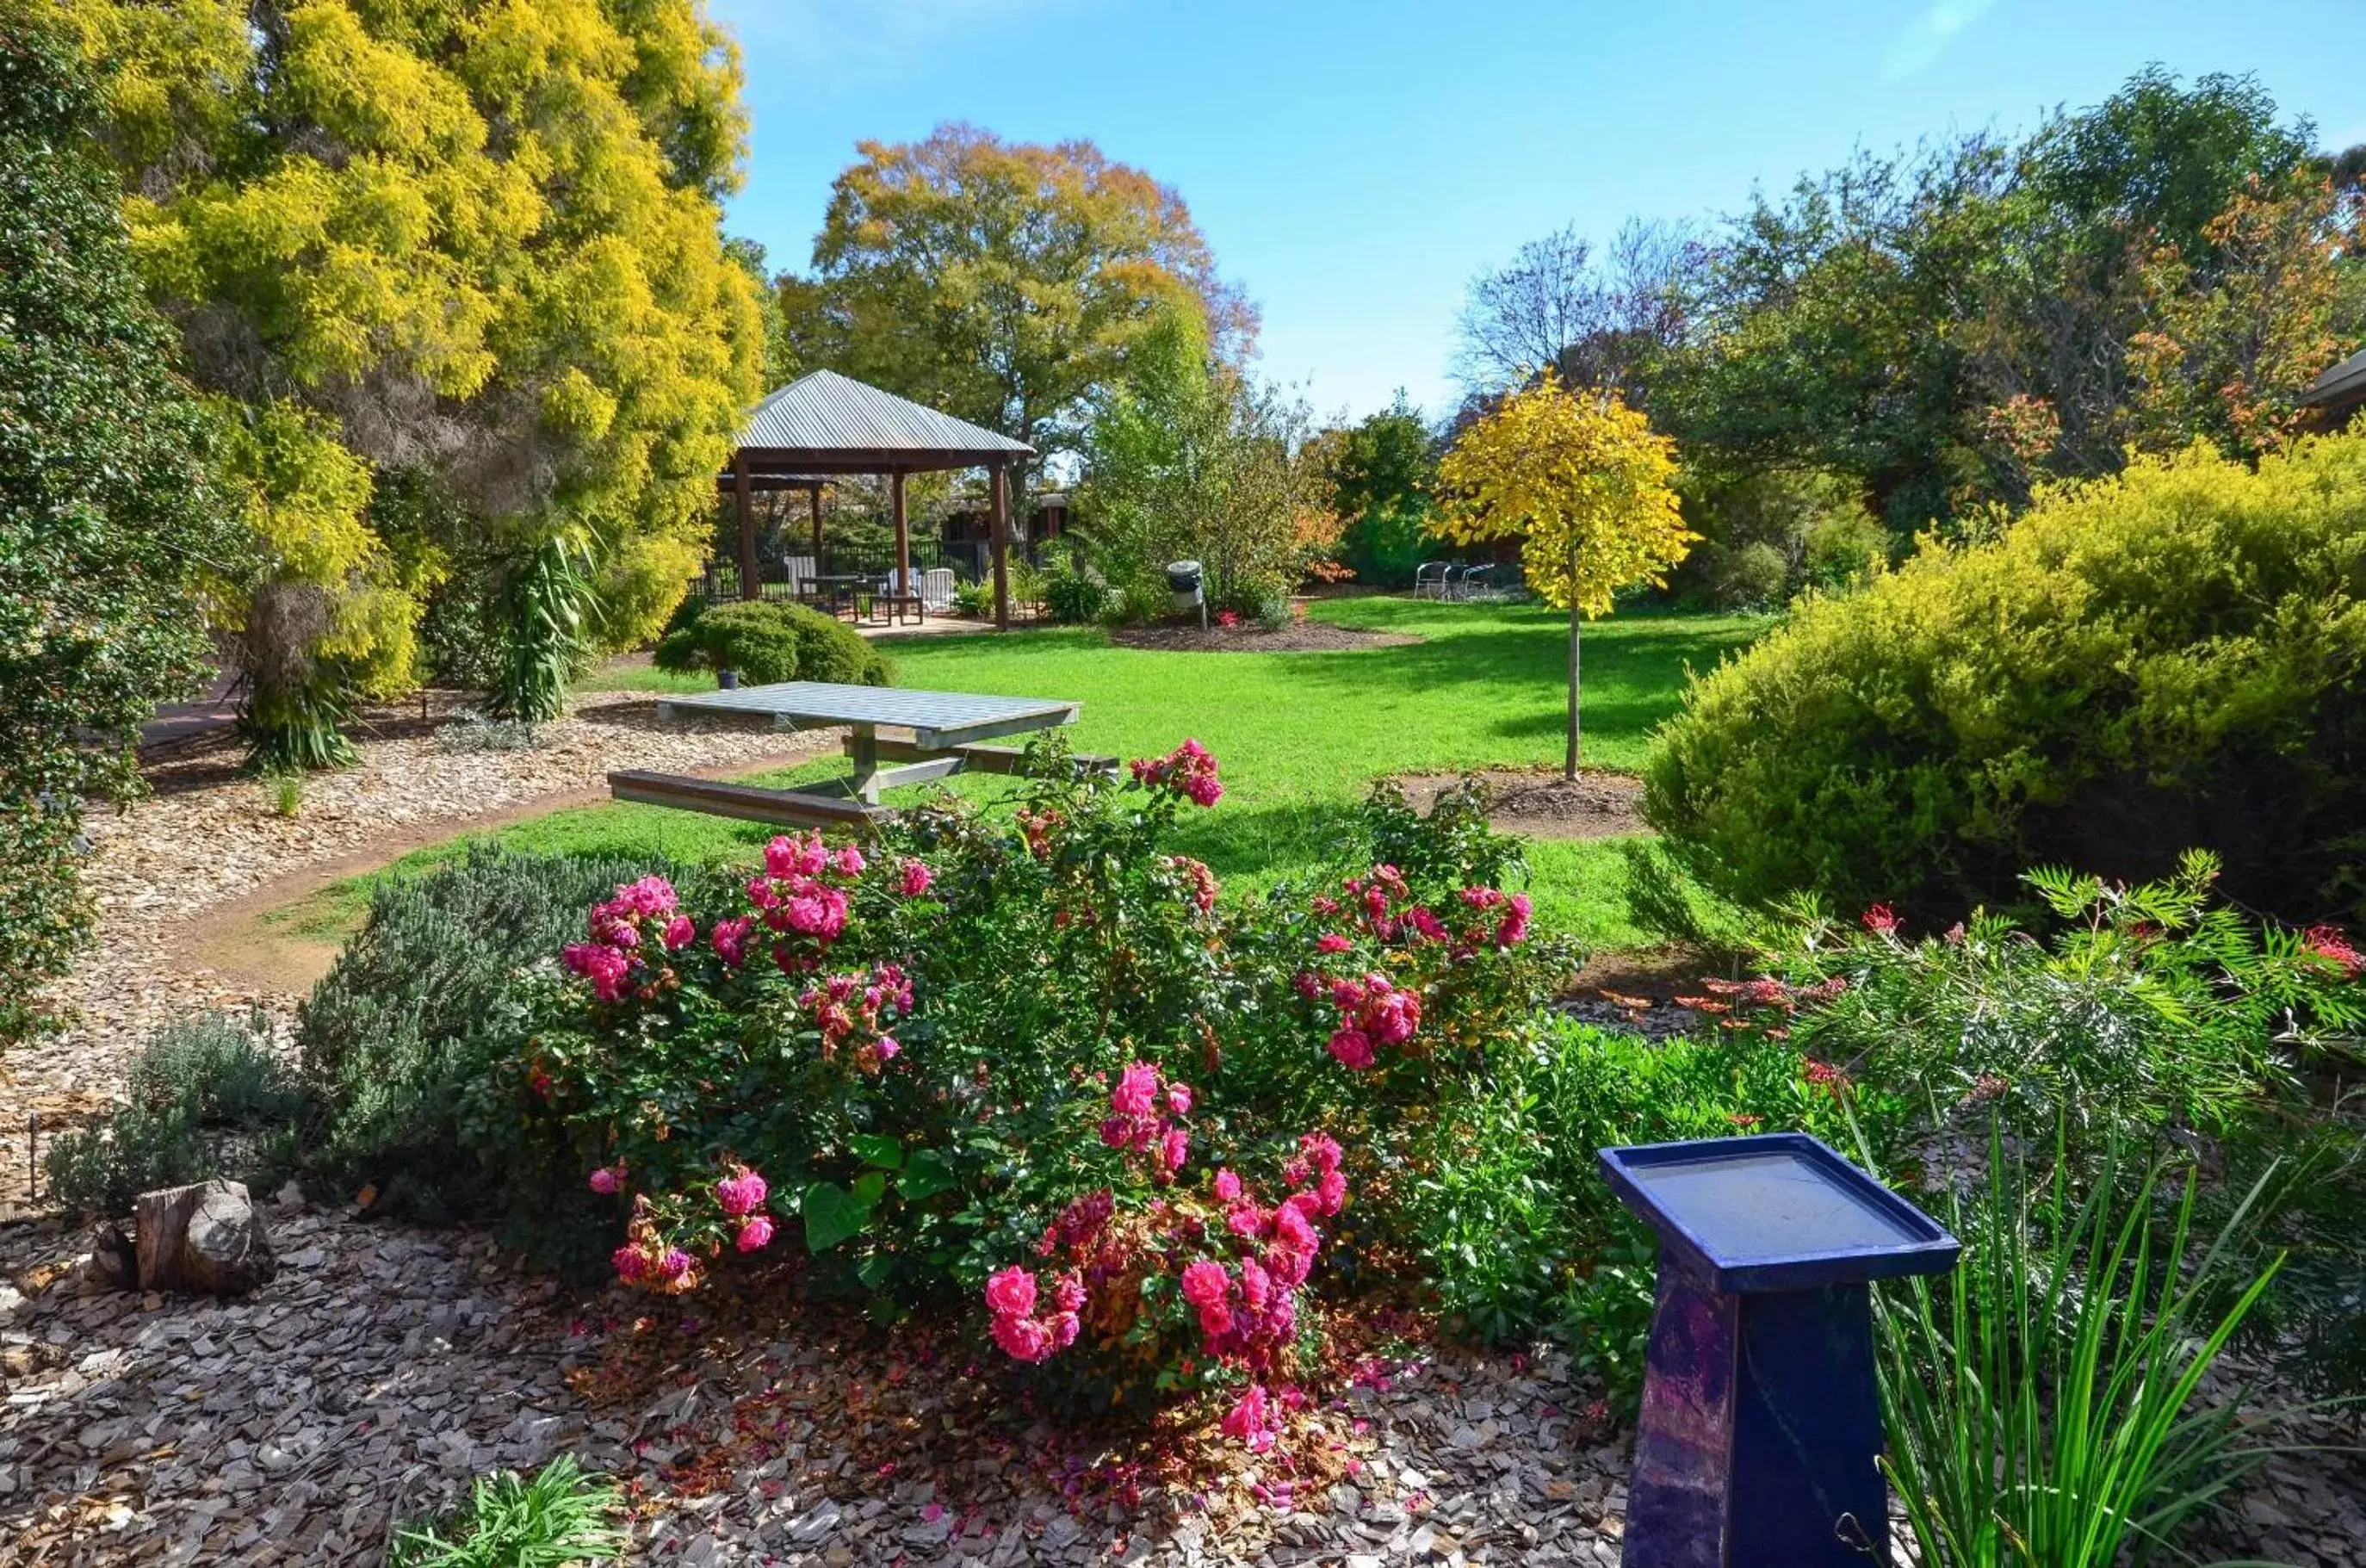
[1596,1132,1960,1568]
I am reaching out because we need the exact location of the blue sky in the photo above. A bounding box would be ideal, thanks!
[711,0,2365,424]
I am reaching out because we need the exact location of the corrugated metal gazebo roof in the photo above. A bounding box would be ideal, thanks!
[734,370,1033,474]
[2301,347,2366,414]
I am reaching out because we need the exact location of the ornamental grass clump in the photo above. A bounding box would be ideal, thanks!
[1876,1131,2288,1568]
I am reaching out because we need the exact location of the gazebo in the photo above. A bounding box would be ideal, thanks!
[715,369,1036,629]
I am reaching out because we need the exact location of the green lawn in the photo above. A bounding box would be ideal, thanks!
[300,598,1762,951]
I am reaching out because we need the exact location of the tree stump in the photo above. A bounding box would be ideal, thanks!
[133,1180,277,1295]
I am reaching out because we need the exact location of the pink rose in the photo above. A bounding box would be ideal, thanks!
[1327,1027,1376,1070]
[1221,1384,1277,1450]
[1180,1259,1231,1311]
[715,1166,768,1218]
[661,914,695,951]
[588,1167,621,1196]
[990,1311,1055,1363]
[1111,1062,1159,1118]
[875,1034,900,1061]
[1164,1082,1193,1117]
[1212,1169,1242,1203]
[1315,933,1353,955]
[656,1249,693,1280]
[833,844,866,877]
[736,1214,775,1252]
[612,1245,649,1282]
[710,915,754,968]
[899,858,934,897]
[984,1265,1037,1319]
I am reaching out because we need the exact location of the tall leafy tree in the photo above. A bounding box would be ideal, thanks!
[68,0,765,760]
[1322,394,1438,586]
[1078,310,1332,613]
[1432,377,1693,777]
[790,123,1253,504]
[0,14,240,1044]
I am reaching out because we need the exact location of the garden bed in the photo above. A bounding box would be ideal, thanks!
[1393,768,1645,841]
[1109,620,1421,653]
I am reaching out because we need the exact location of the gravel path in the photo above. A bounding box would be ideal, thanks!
[3,693,2360,1565]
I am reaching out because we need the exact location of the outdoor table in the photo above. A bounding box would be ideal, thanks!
[1596,1132,1959,1568]
[654,681,1081,803]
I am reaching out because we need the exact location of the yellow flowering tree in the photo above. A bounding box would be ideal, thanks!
[1434,375,1692,775]
[61,0,764,760]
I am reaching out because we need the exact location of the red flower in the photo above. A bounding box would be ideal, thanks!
[1861,904,1899,936]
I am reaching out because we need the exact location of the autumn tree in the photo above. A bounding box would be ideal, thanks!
[0,15,240,1043]
[790,123,1252,505]
[67,0,765,759]
[1433,376,1692,777]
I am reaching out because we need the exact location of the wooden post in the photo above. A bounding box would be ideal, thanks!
[808,484,824,569]
[733,451,759,601]
[989,461,1012,632]
[890,471,911,598]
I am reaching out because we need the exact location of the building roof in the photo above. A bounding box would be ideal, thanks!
[734,370,1033,473]
[2301,347,2366,411]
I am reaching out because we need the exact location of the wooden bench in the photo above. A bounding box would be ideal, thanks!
[852,736,1120,783]
[607,770,885,831]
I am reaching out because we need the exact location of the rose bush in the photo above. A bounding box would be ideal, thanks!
[456,741,1590,1440]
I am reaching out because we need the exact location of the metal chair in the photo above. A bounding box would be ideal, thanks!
[1459,564,1496,600]
[1413,561,1449,599]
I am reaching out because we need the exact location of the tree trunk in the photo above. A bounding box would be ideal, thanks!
[1565,584,1582,780]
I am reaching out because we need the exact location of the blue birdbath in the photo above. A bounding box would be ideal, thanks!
[1596,1132,1959,1567]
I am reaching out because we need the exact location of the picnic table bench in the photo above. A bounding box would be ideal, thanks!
[616,682,1104,828]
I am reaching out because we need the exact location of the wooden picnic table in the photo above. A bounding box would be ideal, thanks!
[653,681,1081,803]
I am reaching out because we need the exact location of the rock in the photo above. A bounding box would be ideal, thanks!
[85,1220,137,1291]
[134,1181,277,1296]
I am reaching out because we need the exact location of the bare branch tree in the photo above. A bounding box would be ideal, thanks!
[1453,219,1705,405]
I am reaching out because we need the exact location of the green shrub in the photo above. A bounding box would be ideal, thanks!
[1,21,237,1046]
[652,597,895,687]
[456,741,1570,1438]
[1757,854,2357,1155]
[1643,436,2366,927]
[787,603,895,685]
[1041,567,1111,624]
[1704,540,1788,609]
[297,846,707,1219]
[951,579,994,618]
[1799,505,1886,588]
[651,598,802,684]
[44,1013,307,1217]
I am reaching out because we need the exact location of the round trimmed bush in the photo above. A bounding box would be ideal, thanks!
[653,598,895,686]
[1641,436,2366,926]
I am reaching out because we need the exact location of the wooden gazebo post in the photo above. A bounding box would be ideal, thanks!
[890,472,911,597]
[989,459,1012,632]
[733,451,759,602]
[808,485,824,568]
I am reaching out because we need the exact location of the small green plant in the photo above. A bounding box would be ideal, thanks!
[263,772,303,818]
[1875,1130,2286,1568]
[44,1012,307,1215]
[951,579,995,617]
[389,1455,624,1568]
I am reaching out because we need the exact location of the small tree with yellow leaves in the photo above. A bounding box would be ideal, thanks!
[1433,376,1692,777]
